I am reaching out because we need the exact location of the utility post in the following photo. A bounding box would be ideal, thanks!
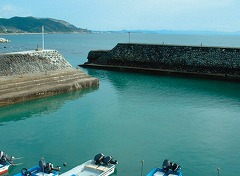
[42,26,45,50]
[128,32,131,43]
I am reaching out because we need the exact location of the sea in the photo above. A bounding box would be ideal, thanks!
[1,33,240,176]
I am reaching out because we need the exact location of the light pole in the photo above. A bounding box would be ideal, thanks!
[128,32,131,43]
[42,26,45,50]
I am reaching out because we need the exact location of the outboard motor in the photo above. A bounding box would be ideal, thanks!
[94,153,105,165]
[45,163,54,173]
[171,163,180,172]
[39,158,47,171]
[8,156,14,164]
[21,168,31,176]
[39,158,60,173]
[162,159,172,172]
[51,164,61,172]
[102,156,118,165]
[0,151,7,164]
[110,158,118,165]
[0,151,14,164]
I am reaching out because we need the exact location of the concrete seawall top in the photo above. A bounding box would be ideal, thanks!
[0,49,72,76]
[81,43,240,81]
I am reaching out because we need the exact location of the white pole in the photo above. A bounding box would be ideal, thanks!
[42,26,45,50]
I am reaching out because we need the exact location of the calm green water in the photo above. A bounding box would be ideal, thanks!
[1,33,240,176]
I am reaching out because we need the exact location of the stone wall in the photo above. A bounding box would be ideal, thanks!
[86,43,240,77]
[87,50,110,63]
[0,50,72,76]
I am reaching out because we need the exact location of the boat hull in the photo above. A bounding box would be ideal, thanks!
[14,166,59,176]
[0,164,10,175]
[147,168,183,176]
[61,160,116,176]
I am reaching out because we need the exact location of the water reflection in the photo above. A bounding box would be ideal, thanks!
[86,68,240,102]
[85,68,240,176]
[0,87,98,124]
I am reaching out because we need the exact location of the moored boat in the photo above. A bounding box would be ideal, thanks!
[14,153,117,176]
[14,158,61,176]
[0,38,10,43]
[61,153,118,176]
[0,163,11,175]
[0,151,15,175]
[147,159,182,176]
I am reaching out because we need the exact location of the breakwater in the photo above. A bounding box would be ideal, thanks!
[0,50,72,76]
[81,43,240,81]
[0,50,99,107]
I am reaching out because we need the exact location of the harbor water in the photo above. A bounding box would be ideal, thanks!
[1,33,240,176]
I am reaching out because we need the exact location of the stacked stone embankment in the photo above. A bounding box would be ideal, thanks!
[0,50,99,107]
[0,50,72,76]
[82,43,240,81]
[86,50,110,63]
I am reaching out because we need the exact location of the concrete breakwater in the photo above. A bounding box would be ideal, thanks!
[0,50,72,76]
[0,50,99,107]
[81,43,240,81]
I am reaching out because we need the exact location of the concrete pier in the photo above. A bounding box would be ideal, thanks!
[0,50,99,107]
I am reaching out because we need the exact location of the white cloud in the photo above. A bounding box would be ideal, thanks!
[0,5,16,18]
[0,4,32,18]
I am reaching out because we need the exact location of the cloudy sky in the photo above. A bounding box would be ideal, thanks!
[1,0,240,32]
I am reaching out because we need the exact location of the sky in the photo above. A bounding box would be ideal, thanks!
[1,0,240,32]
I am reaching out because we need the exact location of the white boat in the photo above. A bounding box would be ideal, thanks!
[61,160,115,176]
[61,154,118,176]
[0,38,10,43]
[14,154,117,176]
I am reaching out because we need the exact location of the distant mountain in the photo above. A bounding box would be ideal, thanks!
[0,16,89,33]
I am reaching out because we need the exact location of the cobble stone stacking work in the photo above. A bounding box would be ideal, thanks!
[0,50,72,76]
[0,50,99,107]
[86,50,110,63]
[82,43,240,81]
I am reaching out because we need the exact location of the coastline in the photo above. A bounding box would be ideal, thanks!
[0,31,91,36]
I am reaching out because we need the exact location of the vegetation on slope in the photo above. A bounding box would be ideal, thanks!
[0,16,89,33]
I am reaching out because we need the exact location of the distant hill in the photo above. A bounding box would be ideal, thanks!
[0,16,89,33]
